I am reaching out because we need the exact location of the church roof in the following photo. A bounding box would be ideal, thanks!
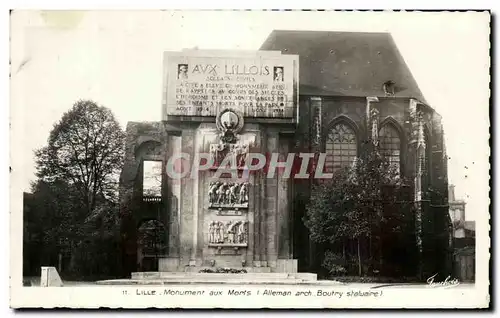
[260,30,428,104]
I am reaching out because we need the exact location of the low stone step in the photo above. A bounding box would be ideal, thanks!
[131,272,317,281]
[133,272,288,279]
[96,278,337,286]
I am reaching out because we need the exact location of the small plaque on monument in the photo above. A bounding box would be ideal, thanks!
[216,209,244,216]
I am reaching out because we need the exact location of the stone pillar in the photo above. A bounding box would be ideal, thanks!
[166,133,181,258]
[244,125,260,267]
[259,127,268,266]
[157,130,184,272]
[277,134,291,259]
[179,128,196,267]
[366,97,380,136]
[192,128,201,265]
[195,124,218,265]
[265,131,279,267]
[252,168,261,266]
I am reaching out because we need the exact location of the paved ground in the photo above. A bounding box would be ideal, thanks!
[24,277,97,287]
[24,276,474,289]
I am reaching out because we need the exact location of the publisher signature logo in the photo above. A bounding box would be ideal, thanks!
[426,273,460,288]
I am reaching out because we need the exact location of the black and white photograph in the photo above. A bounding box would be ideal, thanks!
[9,9,490,309]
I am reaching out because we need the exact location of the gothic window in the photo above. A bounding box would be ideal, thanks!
[325,122,358,172]
[379,124,401,170]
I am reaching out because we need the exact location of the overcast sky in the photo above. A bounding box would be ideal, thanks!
[10,10,490,221]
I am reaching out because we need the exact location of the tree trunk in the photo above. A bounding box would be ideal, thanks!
[379,235,384,270]
[69,252,77,274]
[357,238,362,276]
[369,232,372,261]
[377,208,384,273]
[69,241,78,274]
[58,253,62,273]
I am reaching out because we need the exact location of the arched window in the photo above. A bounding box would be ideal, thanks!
[379,123,401,170]
[325,122,358,172]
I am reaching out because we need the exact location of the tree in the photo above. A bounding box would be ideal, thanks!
[304,150,410,277]
[35,100,125,214]
[27,179,81,272]
[31,100,125,278]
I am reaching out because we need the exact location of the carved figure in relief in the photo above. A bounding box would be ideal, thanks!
[228,183,239,204]
[226,221,235,244]
[213,222,220,243]
[227,147,238,165]
[236,144,248,167]
[225,186,232,205]
[217,222,226,243]
[236,221,247,244]
[274,66,284,82]
[239,183,249,204]
[208,181,220,203]
[216,182,227,204]
[208,221,215,243]
[177,64,188,80]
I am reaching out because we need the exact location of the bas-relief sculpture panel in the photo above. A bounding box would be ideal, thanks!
[205,180,250,252]
[208,220,248,246]
[208,181,249,208]
[209,143,249,168]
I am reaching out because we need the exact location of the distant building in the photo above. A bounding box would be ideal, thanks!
[449,184,475,239]
[449,185,475,282]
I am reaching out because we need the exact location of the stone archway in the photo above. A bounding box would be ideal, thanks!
[137,219,167,272]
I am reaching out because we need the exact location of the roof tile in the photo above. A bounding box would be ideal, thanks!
[260,30,427,103]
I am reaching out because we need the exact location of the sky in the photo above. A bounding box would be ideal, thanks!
[10,10,490,221]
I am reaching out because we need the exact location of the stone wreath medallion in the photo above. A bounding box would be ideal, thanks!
[216,109,244,144]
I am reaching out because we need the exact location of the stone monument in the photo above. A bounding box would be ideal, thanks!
[120,49,300,274]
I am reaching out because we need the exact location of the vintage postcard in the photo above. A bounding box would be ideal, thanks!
[9,10,491,309]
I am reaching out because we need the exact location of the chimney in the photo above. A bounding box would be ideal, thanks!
[448,184,455,202]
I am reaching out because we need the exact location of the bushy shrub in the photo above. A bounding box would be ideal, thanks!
[322,251,348,276]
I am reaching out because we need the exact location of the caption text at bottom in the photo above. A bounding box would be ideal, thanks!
[124,289,383,298]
